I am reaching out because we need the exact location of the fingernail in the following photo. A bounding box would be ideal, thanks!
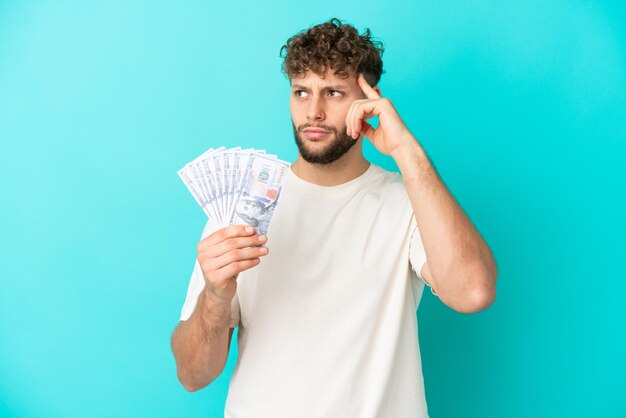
[259,235,267,242]
[245,226,254,233]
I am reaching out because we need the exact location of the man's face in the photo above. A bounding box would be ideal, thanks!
[290,70,367,164]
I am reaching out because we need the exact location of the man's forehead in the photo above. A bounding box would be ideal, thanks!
[289,71,356,89]
[291,82,351,91]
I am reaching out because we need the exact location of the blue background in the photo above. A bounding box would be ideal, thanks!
[1,1,624,417]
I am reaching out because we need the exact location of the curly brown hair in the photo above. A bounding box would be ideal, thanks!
[280,18,385,87]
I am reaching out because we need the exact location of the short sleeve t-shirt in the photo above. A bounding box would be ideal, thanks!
[180,162,432,418]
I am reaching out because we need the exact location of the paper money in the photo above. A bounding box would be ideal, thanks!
[178,147,291,235]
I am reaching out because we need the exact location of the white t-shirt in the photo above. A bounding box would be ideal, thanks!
[180,162,434,418]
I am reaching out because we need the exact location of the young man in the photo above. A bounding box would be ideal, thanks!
[171,18,497,417]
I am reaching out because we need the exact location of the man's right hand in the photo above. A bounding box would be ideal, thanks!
[197,225,269,302]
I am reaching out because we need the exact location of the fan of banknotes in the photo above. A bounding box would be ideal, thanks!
[178,147,291,235]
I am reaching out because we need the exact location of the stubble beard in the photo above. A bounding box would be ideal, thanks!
[292,122,358,165]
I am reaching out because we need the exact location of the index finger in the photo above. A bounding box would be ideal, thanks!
[202,224,256,246]
[357,73,381,99]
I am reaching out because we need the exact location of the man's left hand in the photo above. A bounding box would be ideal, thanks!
[346,73,417,156]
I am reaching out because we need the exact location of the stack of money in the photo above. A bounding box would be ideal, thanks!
[178,147,291,235]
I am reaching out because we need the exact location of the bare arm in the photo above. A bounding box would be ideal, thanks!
[345,73,497,314]
[392,141,498,313]
[170,224,269,392]
[171,289,234,392]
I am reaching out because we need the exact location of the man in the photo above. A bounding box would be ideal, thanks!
[171,18,497,417]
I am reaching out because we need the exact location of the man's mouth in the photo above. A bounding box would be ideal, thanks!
[302,128,331,140]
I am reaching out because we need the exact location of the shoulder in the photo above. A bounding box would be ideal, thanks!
[368,164,410,199]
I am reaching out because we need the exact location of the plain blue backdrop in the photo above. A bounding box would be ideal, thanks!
[1,1,624,417]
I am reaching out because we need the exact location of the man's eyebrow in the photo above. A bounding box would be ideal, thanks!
[291,84,349,91]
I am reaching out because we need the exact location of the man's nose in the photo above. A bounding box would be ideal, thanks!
[307,96,325,121]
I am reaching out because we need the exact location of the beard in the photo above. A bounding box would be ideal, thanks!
[292,121,358,164]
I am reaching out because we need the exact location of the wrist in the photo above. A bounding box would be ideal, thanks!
[391,135,423,161]
[199,289,231,332]
[202,288,232,311]
[392,140,429,174]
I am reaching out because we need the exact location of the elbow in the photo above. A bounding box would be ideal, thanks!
[450,264,498,314]
[178,370,200,392]
[180,378,201,393]
[171,336,216,392]
[456,286,496,314]
[181,381,203,393]
[177,368,214,392]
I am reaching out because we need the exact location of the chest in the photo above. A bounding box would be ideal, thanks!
[237,187,414,307]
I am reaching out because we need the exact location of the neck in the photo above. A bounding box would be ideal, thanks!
[291,144,370,187]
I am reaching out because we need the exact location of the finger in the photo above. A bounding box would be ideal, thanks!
[357,73,381,100]
[202,233,268,258]
[346,99,360,138]
[215,258,261,281]
[200,224,255,247]
[211,245,270,271]
[352,100,380,137]
[349,99,369,139]
[360,120,375,140]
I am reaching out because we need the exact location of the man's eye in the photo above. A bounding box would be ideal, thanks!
[293,90,342,97]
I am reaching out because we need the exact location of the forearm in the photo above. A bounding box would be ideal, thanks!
[171,289,232,391]
[392,138,497,310]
